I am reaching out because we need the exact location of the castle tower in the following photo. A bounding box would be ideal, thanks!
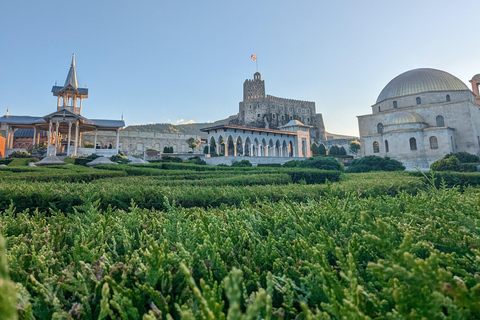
[243,72,265,100]
[469,74,480,105]
[51,54,88,115]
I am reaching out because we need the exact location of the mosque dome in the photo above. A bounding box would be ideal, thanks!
[376,68,469,103]
[472,74,480,80]
[386,110,424,125]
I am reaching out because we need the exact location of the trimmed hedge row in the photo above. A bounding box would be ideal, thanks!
[411,171,480,189]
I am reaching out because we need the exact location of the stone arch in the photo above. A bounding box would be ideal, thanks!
[275,139,281,157]
[236,136,243,156]
[288,140,294,157]
[262,138,268,156]
[217,135,225,156]
[268,139,275,156]
[282,140,288,157]
[244,137,252,156]
[253,137,260,157]
[226,135,235,156]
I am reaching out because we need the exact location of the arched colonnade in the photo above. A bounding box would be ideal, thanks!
[202,125,298,157]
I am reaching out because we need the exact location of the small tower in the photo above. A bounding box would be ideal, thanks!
[243,72,265,101]
[470,74,480,105]
[51,54,88,115]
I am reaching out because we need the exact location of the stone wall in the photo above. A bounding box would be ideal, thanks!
[82,130,205,156]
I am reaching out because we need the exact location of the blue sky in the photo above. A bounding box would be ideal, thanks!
[1,0,478,136]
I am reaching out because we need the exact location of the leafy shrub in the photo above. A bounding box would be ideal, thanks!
[319,143,327,155]
[86,153,101,160]
[7,150,31,158]
[459,163,479,172]
[430,156,461,171]
[163,146,174,153]
[283,169,341,184]
[443,151,480,163]
[300,156,344,171]
[84,142,95,148]
[232,159,253,167]
[74,158,92,166]
[27,142,47,158]
[257,163,281,167]
[7,158,39,166]
[0,159,12,165]
[146,148,158,151]
[161,155,182,162]
[282,160,302,167]
[338,146,347,155]
[110,153,130,164]
[346,156,405,173]
[328,145,339,155]
[188,156,206,165]
[311,143,320,155]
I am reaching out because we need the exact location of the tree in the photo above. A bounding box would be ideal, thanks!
[311,143,320,155]
[27,142,47,158]
[328,145,339,155]
[338,146,347,155]
[349,140,361,155]
[187,137,201,152]
[319,144,327,155]
[346,156,405,173]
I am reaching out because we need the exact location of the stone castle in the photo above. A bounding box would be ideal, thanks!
[231,72,327,142]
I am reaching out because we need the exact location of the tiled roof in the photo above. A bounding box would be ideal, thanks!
[51,86,88,95]
[14,128,48,138]
[0,115,46,124]
[86,119,125,127]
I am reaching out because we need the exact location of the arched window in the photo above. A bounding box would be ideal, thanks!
[379,106,381,112]
[436,115,444,127]
[393,101,397,109]
[377,123,384,134]
[410,137,417,151]
[281,115,285,120]
[249,105,252,109]
[416,97,421,105]
[257,114,261,117]
[430,136,438,149]
[385,140,389,152]
[373,141,380,153]
[446,95,451,102]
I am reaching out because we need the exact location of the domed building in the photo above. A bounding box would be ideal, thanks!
[357,68,480,169]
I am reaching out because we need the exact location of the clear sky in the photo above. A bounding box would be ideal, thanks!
[1,0,478,137]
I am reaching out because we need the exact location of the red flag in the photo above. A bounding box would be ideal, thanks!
[251,55,257,61]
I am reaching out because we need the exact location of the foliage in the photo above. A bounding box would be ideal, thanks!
[7,150,31,158]
[163,146,174,153]
[188,156,206,165]
[1,171,480,318]
[328,145,339,155]
[431,156,461,172]
[318,143,327,155]
[339,146,347,155]
[444,151,480,163]
[283,157,344,171]
[346,155,406,173]
[146,148,158,151]
[110,153,130,164]
[0,159,13,165]
[74,158,93,166]
[310,142,320,155]
[86,153,101,160]
[161,155,183,162]
[27,142,47,158]
[84,142,95,148]
[187,137,202,152]
[231,160,252,167]
[7,158,39,166]
[349,140,361,155]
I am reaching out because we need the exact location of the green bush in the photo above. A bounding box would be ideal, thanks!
[163,146,174,153]
[283,168,342,184]
[84,142,95,148]
[300,156,344,171]
[257,163,282,167]
[282,160,302,167]
[0,159,13,165]
[7,150,31,158]
[162,155,182,162]
[74,158,93,166]
[110,153,130,164]
[430,156,461,172]
[346,156,405,173]
[319,143,327,155]
[443,151,480,163]
[188,156,206,165]
[86,153,101,160]
[231,159,253,167]
[311,143,320,155]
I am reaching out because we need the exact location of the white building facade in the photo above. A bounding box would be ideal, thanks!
[358,68,480,170]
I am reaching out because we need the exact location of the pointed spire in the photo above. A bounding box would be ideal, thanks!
[64,53,78,88]
[121,111,124,121]
[6,106,9,117]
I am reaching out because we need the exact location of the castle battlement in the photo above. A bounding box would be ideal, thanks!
[266,95,315,105]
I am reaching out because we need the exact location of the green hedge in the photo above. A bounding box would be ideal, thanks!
[0,159,13,165]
